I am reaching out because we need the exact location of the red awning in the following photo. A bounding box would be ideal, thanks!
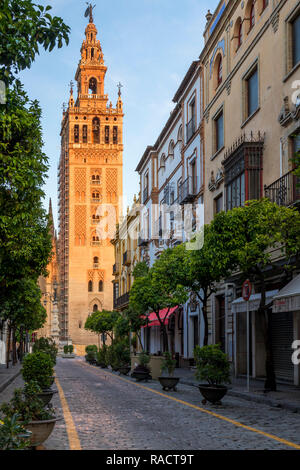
[142,306,179,328]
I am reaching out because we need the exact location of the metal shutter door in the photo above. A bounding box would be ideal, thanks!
[271,312,294,383]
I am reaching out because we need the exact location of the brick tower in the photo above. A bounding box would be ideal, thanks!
[58,11,123,354]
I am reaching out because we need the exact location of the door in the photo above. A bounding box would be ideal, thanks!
[270,312,294,383]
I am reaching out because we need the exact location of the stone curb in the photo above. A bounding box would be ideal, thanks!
[0,369,21,394]
[179,379,300,413]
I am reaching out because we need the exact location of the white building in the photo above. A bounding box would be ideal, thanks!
[135,60,206,366]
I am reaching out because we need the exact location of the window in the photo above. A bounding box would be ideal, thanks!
[74,125,79,143]
[92,174,101,184]
[249,2,255,31]
[92,118,100,143]
[88,281,93,292]
[93,257,99,267]
[191,160,197,194]
[215,111,224,153]
[260,0,268,13]
[186,100,196,142]
[217,57,223,86]
[105,126,110,144]
[89,77,97,94]
[214,193,223,214]
[224,138,264,211]
[92,191,101,201]
[237,21,243,49]
[113,126,118,144]
[98,280,103,292]
[246,66,259,118]
[83,125,88,143]
[93,304,98,312]
[293,14,300,67]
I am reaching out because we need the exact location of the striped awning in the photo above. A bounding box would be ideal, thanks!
[272,275,300,313]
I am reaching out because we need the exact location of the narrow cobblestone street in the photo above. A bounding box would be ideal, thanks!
[1,357,300,451]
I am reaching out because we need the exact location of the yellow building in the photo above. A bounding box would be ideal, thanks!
[58,11,124,355]
[112,196,141,312]
[38,199,60,345]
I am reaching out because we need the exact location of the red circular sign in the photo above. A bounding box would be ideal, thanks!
[242,280,252,301]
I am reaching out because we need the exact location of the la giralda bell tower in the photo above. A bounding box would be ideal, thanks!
[58,6,123,354]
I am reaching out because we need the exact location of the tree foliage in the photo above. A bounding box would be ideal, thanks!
[84,310,120,341]
[0,0,70,84]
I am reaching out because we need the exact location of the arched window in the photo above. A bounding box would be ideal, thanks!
[89,77,97,94]
[93,304,98,312]
[92,174,101,183]
[93,256,99,265]
[160,154,166,169]
[250,2,255,30]
[168,140,175,159]
[88,281,93,292]
[98,280,103,292]
[217,55,223,87]
[238,21,243,48]
[92,117,100,144]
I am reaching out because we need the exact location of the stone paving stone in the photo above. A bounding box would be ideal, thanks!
[2,357,300,451]
[54,358,300,451]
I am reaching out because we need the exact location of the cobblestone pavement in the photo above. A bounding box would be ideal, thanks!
[1,357,300,450]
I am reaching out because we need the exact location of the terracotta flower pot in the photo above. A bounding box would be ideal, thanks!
[158,376,180,391]
[25,417,59,447]
[198,384,228,405]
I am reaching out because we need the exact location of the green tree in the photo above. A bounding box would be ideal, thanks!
[122,307,148,352]
[84,310,120,344]
[0,1,70,366]
[0,0,70,84]
[130,257,188,352]
[224,199,300,390]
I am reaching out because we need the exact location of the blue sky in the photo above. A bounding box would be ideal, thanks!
[19,0,217,228]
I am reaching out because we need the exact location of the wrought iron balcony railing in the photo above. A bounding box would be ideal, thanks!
[114,292,130,310]
[186,117,196,143]
[143,186,149,204]
[264,170,300,207]
[178,176,198,204]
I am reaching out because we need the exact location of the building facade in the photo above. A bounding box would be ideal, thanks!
[38,200,60,345]
[201,0,300,383]
[112,196,141,313]
[58,14,123,355]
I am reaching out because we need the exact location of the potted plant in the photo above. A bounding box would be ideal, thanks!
[131,336,137,355]
[85,345,97,365]
[62,344,75,358]
[115,340,131,375]
[131,352,151,382]
[21,352,56,406]
[158,352,179,391]
[194,344,231,405]
[0,382,58,448]
[0,414,32,450]
[32,338,58,366]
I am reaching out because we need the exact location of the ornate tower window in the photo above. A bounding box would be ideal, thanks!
[105,126,110,144]
[113,126,118,144]
[74,125,80,143]
[88,280,93,292]
[89,77,97,94]
[83,125,88,143]
[92,117,100,143]
[98,280,103,292]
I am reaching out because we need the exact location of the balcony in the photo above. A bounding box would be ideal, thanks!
[178,176,197,204]
[138,234,149,247]
[186,117,196,143]
[143,186,149,204]
[123,251,132,266]
[113,263,120,275]
[265,170,300,207]
[114,292,130,310]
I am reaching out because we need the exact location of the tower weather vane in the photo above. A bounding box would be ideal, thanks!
[117,82,123,97]
[85,2,96,23]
